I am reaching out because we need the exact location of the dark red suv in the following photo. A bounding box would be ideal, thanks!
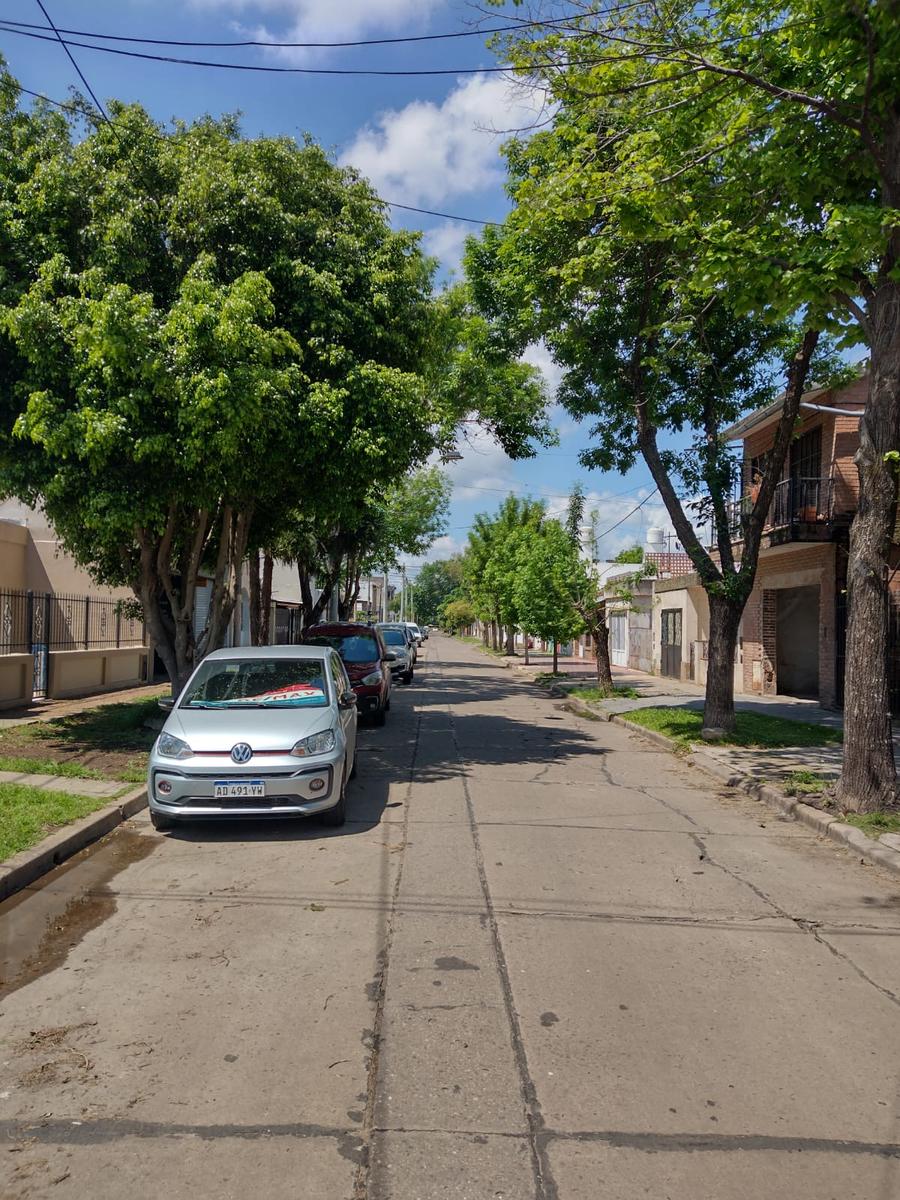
[303,622,392,726]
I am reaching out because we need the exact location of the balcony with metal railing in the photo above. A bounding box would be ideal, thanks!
[714,476,835,549]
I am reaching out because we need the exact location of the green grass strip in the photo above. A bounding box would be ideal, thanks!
[0,782,116,861]
[620,706,843,749]
[843,811,900,838]
[0,754,106,781]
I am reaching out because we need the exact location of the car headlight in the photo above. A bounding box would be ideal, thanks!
[360,670,382,685]
[291,729,336,757]
[157,732,192,759]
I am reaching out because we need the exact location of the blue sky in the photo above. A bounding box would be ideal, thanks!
[1,0,699,569]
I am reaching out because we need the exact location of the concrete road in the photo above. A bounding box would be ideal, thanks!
[1,635,899,1199]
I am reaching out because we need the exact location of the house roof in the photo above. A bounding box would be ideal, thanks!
[722,384,831,443]
[723,365,868,443]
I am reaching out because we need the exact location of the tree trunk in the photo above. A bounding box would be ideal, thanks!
[703,593,743,737]
[259,552,273,645]
[249,549,261,645]
[553,642,558,674]
[594,620,613,692]
[506,625,515,655]
[524,637,530,665]
[837,279,900,811]
[491,620,499,651]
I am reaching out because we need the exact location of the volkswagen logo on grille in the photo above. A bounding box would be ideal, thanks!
[230,743,253,764]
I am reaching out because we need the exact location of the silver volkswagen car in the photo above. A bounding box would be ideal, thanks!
[147,646,357,831]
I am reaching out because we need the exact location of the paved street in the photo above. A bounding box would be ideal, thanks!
[1,635,900,1199]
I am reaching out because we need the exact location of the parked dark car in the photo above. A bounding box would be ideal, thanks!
[303,622,393,725]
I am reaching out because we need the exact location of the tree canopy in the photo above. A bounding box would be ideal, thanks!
[0,65,553,686]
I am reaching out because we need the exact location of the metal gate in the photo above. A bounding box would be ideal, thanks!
[661,608,682,679]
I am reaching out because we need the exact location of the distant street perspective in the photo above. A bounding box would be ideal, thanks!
[2,636,899,1199]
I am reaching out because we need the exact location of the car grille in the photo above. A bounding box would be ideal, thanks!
[180,795,310,809]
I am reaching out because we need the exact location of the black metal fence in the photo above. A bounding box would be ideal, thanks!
[274,605,303,645]
[721,476,834,543]
[0,589,145,655]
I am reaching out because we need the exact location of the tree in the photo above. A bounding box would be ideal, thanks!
[490,1,900,808]
[515,519,585,675]
[613,546,644,565]
[414,557,463,627]
[468,204,835,735]
[0,89,440,687]
[460,496,545,652]
[441,598,477,634]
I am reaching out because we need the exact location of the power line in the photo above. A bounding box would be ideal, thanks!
[0,13,592,50]
[594,489,660,540]
[31,0,111,126]
[0,24,592,76]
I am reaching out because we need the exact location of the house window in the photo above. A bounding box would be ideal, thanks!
[790,426,822,483]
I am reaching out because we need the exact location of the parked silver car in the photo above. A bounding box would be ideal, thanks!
[376,624,414,684]
[148,646,357,831]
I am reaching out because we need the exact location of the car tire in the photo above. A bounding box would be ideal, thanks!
[402,670,414,685]
[372,706,386,727]
[150,810,174,832]
[384,695,391,711]
[321,771,348,826]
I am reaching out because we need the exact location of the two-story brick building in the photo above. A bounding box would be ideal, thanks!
[727,371,869,707]
[650,370,873,708]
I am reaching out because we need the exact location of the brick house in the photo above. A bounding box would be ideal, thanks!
[647,370,872,707]
[722,370,869,707]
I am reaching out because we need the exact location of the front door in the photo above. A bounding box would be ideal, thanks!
[661,608,682,679]
[610,612,628,667]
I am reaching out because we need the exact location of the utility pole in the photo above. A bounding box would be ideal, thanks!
[399,565,406,622]
[381,569,388,622]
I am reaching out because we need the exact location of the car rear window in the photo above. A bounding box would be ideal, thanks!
[180,659,329,708]
[306,634,379,664]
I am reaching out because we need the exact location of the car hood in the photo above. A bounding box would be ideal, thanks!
[163,705,335,753]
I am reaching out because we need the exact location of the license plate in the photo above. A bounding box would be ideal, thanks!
[214,780,265,799]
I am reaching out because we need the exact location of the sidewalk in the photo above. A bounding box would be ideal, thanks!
[0,769,128,798]
[0,682,166,731]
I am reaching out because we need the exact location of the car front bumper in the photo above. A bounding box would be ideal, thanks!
[147,753,342,820]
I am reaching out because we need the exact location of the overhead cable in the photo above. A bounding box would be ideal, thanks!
[0,12,596,49]
[31,0,112,126]
[0,24,587,76]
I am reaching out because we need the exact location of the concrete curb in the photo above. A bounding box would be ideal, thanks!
[0,785,147,903]
[600,712,900,879]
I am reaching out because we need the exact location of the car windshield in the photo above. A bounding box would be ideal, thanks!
[306,633,379,664]
[381,629,407,647]
[180,658,329,708]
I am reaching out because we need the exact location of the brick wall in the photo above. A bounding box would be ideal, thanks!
[740,544,838,705]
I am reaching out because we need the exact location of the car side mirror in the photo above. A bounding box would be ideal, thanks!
[158,697,175,712]
[339,690,357,710]
[383,651,398,663]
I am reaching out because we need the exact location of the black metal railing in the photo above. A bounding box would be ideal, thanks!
[0,588,145,655]
[717,476,833,545]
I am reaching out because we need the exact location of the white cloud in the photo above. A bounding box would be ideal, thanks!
[422,221,471,277]
[190,0,444,54]
[439,426,518,502]
[521,341,564,399]
[340,74,544,206]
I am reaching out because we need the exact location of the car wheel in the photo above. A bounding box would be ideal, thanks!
[321,772,348,826]
[150,810,174,832]
[372,706,386,727]
[384,695,391,711]
[403,670,414,685]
